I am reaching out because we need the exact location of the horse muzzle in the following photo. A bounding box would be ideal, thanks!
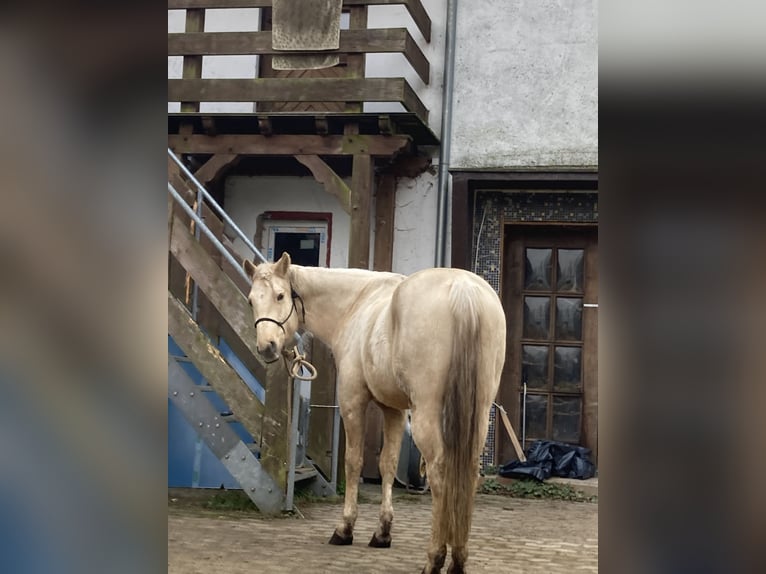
[256,339,280,363]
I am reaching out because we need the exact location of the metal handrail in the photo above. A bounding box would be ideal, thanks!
[168,148,268,264]
[168,182,250,285]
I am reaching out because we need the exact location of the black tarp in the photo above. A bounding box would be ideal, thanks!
[499,440,596,481]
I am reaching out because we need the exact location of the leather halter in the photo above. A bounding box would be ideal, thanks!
[253,289,305,333]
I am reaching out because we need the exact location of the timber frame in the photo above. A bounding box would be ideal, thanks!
[169,1,437,484]
[169,0,437,271]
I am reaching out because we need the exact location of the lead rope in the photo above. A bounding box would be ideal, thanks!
[283,347,318,381]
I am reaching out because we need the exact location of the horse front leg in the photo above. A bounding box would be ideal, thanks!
[328,395,369,545]
[369,406,407,548]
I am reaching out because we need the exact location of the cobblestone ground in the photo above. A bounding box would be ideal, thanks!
[168,487,597,573]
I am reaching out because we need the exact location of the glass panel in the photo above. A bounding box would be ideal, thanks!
[552,396,582,443]
[555,297,582,341]
[557,249,584,292]
[524,248,552,290]
[522,345,549,389]
[522,393,548,439]
[523,296,551,339]
[554,346,582,391]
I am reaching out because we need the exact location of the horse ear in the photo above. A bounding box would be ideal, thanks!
[274,252,291,277]
[243,259,256,280]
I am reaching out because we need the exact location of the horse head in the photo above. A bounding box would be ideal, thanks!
[243,252,300,363]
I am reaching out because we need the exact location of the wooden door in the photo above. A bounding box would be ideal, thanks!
[498,225,598,465]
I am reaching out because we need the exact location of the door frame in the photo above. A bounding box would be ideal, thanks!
[499,223,598,464]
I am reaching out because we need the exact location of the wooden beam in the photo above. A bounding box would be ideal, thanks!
[373,174,396,272]
[167,1,432,43]
[181,9,205,113]
[348,154,373,269]
[170,215,264,367]
[450,175,471,270]
[295,155,351,214]
[169,133,411,157]
[193,153,239,185]
[345,5,367,113]
[168,29,428,83]
[168,292,265,435]
[168,77,428,120]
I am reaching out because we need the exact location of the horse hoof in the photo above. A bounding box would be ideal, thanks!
[328,531,353,545]
[368,533,391,548]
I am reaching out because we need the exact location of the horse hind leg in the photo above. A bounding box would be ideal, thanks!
[329,394,369,545]
[369,406,407,548]
[410,409,448,573]
[447,546,468,574]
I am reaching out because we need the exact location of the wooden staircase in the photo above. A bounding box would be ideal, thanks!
[168,157,336,513]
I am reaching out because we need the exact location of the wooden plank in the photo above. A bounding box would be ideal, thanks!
[345,5,367,113]
[404,30,430,84]
[401,78,428,122]
[169,29,429,85]
[169,133,411,157]
[168,292,266,438]
[181,9,205,113]
[496,402,526,462]
[170,215,265,372]
[259,349,292,490]
[193,153,239,185]
[167,0,432,43]
[348,154,373,269]
[373,173,396,272]
[169,28,402,55]
[168,77,411,105]
[295,155,351,214]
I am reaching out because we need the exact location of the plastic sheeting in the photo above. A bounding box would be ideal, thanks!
[499,440,595,482]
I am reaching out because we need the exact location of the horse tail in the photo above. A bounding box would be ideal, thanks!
[441,278,483,547]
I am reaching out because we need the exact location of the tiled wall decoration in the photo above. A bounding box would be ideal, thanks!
[471,191,598,470]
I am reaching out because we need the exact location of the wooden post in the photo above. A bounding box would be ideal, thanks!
[181,9,205,114]
[348,153,373,269]
[345,6,367,112]
[373,173,396,272]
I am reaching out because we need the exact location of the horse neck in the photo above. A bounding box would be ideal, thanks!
[289,265,378,344]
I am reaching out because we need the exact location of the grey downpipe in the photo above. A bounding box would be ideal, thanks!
[434,0,459,267]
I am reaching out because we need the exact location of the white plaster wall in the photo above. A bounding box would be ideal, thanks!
[391,170,439,275]
[365,0,446,138]
[224,175,351,268]
[450,0,598,168]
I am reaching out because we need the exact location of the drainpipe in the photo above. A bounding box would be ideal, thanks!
[434,0,459,267]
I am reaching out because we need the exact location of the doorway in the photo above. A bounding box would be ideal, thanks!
[498,225,598,464]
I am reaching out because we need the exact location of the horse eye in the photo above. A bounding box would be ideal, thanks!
[277,293,285,301]
[248,299,252,307]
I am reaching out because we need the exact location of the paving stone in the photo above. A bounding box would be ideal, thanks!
[169,491,597,573]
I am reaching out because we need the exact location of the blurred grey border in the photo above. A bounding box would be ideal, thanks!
[0,2,764,573]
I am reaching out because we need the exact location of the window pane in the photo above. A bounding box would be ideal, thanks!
[555,297,582,341]
[522,393,548,439]
[553,346,582,391]
[557,249,584,292]
[523,296,550,339]
[524,248,552,290]
[552,396,582,443]
[522,345,549,388]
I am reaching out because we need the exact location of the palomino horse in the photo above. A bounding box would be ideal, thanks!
[244,253,506,573]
